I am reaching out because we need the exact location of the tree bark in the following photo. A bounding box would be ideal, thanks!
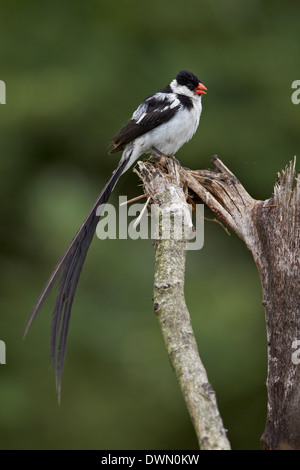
[135,154,300,450]
[183,156,300,450]
[134,159,231,450]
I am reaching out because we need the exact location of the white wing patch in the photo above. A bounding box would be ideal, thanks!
[132,103,148,121]
[136,112,147,124]
[170,99,180,109]
[132,92,181,124]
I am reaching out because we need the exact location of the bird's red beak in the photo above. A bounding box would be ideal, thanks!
[195,82,207,95]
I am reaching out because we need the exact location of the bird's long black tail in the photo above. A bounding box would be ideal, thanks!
[24,158,128,398]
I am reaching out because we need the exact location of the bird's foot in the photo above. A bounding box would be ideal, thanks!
[151,147,181,167]
[168,155,181,167]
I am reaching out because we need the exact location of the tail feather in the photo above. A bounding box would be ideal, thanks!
[24,158,128,397]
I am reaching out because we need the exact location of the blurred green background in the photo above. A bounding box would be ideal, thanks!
[0,0,299,450]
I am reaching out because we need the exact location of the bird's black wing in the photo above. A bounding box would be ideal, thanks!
[109,93,181,154]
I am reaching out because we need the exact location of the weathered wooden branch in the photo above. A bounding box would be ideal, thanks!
[135,154,300,450]
[134,159,231,450]
[184,156,300,450]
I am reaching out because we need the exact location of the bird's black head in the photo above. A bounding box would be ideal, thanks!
[176,70,207,95]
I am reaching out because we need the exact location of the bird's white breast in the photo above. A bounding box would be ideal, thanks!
[136,97,202,156]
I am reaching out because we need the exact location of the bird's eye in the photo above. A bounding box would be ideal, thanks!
[186,83,195,91]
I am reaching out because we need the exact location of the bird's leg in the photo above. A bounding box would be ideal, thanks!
[151,146,164,157]
[150,146,164,162]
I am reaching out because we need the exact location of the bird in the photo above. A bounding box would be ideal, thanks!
[24,70,207,397]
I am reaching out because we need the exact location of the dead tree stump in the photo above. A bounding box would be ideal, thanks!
[136,155,300,450]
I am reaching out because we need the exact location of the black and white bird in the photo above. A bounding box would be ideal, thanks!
[25,70,207,395]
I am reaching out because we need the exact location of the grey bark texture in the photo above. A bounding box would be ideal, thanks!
[134,158,230,450]
[135,154,300,450]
